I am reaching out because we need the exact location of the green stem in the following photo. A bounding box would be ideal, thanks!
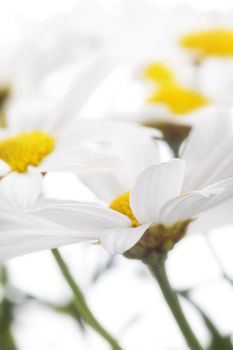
[51,249,123,350]
[146,256,204,350]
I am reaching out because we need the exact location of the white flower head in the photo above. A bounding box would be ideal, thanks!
[0,55,158,208]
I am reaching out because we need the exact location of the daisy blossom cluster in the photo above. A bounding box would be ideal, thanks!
[1,3,233,350]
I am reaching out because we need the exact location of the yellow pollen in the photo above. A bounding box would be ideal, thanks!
[146,82,209,114]
[143,62,174,83]
[180,28,233,57]
[0,131,55,173]
[109,192,139,227]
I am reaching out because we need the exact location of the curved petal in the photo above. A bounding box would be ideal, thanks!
[36,144,96,173]
[53,54,117,130]
[187,197,233,234]
[57,121,158,145]
[0,206,93,261]
[108,140,160,189]
[0,201,115,261]
[0,228,89,262]
[7,97,55,132]
[28,199,131,234]
[77,140,160,202]
[182,109,233,164]
[130,159,185,224]
[100,222,151,255]
[0,172,43,209]
[182,109,233,191]
[160,176,233,224]
[78,170,127,203]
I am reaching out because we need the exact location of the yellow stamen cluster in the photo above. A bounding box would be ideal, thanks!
[0,131,55,173]
[180,29,233,57]
[109,192,139,227]
[147,82,209,114]
[143,62,174,83]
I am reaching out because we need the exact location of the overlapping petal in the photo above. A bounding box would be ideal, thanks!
[187,197,233,234]
[0,197,132,261]
[77,140,160,202]
[100,222,151,254]
[182,109,233,191]
[0,202,91,261]
[29,199,131,235]
[160,176,233,224]
[130,159,185,224]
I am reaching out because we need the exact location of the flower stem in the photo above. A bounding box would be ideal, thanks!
[51,249,123,350]
[145,255,204,350]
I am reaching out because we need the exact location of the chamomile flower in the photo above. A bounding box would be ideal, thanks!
[97,57,212,137]
[0,55,157,208]
[71,110,233,255]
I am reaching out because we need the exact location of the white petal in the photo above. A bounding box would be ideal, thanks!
[54,54,117,129]
[7,97,55,132]
[36,144,96,173]
[57,121,157,145]
[160,177,233,224]
[0,228,89,262]
[108,140,160,189]
[28,199,131,235]
[0,205,98,261]
[77,140,160,202]
[182,109,232,164]
[100,222,151,255]
[199,59,233,105]
[78,170,127,203]
[130,159,185,224]
[182,109,233,191]
[188,197,233,234]
[0,160,11,176]
[0,172,43,209]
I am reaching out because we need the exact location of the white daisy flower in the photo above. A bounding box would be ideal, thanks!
[86,8,233,128]
[0,55,158,208]
[68,109,233,255]
[98,54,229,133]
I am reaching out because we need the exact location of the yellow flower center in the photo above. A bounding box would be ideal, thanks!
[0,131,55,173]
[180,28,233,57]
[143,62,174,83]
[109,192,139,227]
[147,82,209,114]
